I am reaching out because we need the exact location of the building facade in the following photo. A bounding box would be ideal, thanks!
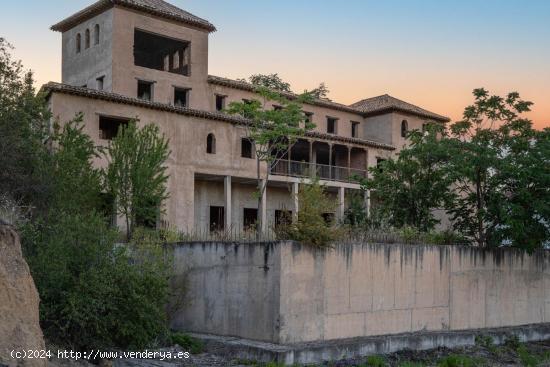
[43,0,450,234]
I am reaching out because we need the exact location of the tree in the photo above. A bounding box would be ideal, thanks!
[445,88,548,250]
[361,124,453,232]
[0,38,52,215]
[309,82,330,100]
[226,86,315,232]
[105,121,170,238]
[247,73,292,93]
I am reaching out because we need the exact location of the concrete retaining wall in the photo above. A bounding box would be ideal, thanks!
[170,241,550,344]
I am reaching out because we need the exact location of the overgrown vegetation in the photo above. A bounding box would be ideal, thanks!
[0,38,174,351]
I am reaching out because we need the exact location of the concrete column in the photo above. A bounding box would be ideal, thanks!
[329,144,333,180]
[292,182,299,221]
[347,146,351,180]
[338,186,345,221]
[308,140,314,177]
[260,179,267,233]
[364,189,371,218]
[224,175,231,231]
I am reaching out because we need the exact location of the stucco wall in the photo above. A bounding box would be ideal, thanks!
[171,241,550,344]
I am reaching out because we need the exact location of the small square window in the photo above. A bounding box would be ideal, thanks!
[137,80,153,101]
[241,138,254,159]
[99,116,129,140]
[96,76,104,91]
[275,210,292,228]
[304,112,313,123]
[216,95,226,111]
[327,117,338,134]
[351,121,359,138]
[174,87,189,107]
[243,208,258,230]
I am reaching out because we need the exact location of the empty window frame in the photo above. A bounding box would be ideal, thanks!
[327,117,338,134]
[85,29,90,49]
[137,80,153,101]
[241,138,254,158]
[76,33,81,53]
[401,120,408,138]
[99,115,130,140]
[243,208,258,230]
[96,76,104,91]
[351,121,360,138]
[206,133,216,154]
[275,210,292,228]
[215,94,226,111]
[174,87,189,107]
[94,24,100,45]
[134,29,190,76]
[210,206,225,232]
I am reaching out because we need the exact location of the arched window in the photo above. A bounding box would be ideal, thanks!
[94,24,100,45]
[206,133,216,154]
[401,120,408,138]
[76,33,81,53]
[85,29,90,49]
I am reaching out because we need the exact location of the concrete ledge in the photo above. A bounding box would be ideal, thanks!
[190,323,550,365]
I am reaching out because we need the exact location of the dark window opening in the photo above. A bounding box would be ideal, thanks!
[275,210,292,227]
[351,121,359,138]
[304,112,313,123]
[99,115,129,140]
[134,29,190,76]
[206,133,216,154]
[174,88,189,107]
[94,24,100,45]
[401,120,408,138]
[96,76,104,91]
[376,157,387,172]
[76,33,81,53]
[85,29,90,49]
[210,206,225,232]
[243,208,258,230]
[215,95,226,111]
[322,213,335,225]
[327,117,337,134]
[241,138,253,159]
[137,80,153,101]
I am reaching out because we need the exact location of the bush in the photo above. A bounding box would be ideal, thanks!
[170,332,204,354]
[362,355,387,367]
[276,178,340,248]
[437,354,485,367]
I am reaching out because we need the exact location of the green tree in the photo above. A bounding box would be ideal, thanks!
[105,122,171,238]
[445,89,548,250]
[361,124,453,232]
[0,38,52,215]
[309,82,330,100]
[226,87,315,232]
[247,73,292,92]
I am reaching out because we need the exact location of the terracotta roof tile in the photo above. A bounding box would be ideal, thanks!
[51,0,216,32]
[41,82,395,151]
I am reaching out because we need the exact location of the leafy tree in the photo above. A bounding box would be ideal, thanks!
[445,89,548,250]
[277,178,339,247]
[343,190,368,227]
[247,73,292,92]
[0,38,52,215]
[226,87,315,232]
[105,122,171,238]
[309,82,330,100]
[361,124,453,232]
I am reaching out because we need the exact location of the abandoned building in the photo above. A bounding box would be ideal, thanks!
[43,0,450,233]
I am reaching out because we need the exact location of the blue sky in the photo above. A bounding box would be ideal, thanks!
[1,0,549,127]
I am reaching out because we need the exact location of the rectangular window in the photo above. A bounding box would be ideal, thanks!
[304,112,313,123]
[134,29,190,76]
[275,210,292,227]
[215,95,226,111]
[137,80,153,101]
[209,206,225,232]
[99,116,130,140]
[327,117,338,134]
[376,157,387,172]
[174,87,189,107]
[96,76,104,91]
[243,208,258,230]
[351,121,359,138]
[241,138,254,159]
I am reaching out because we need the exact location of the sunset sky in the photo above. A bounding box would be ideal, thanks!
[2,0,549,129]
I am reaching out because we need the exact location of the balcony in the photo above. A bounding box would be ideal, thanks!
[270,160,367,183]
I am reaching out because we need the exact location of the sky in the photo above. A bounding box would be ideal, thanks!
[1,0,549,129]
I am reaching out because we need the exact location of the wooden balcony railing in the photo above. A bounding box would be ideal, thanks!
[270,160,367,183]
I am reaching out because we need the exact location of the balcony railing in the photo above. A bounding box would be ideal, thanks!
[270,160,367,183]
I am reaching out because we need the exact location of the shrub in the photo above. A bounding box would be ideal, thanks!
[276,178,340,248]
[170,332,204,354]
[362,355,387,367]
[437,354,485,367]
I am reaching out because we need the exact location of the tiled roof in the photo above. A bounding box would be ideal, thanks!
[41,82,395,151]
[350,94,450,122]
[51,0,216,33]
